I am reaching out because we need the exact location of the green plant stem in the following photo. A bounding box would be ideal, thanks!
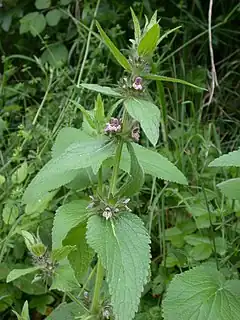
[108,138,124,197]
[91,259,104,314]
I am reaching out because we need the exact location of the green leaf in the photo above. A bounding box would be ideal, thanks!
[50,261,79,292]
[96,21,131,72]
[116,142,144,197]
[80,83,122,97]
[138,24,160,56]
[45,302,84,320]
[124,98,160,146]
[7,267,40,283]
[87,212,151,320]
[45,9,61,26]
[63,224,94,282]
[52,200,88,250]
[144,74,207,91]
[35,0,51,9]
[51,246,75,263]
[217,178,240,200]
[23,138,114,204]
[209,149,240,167]
[20,12,46,37]
[120,143,188,185]
[11,161,28,184]
[189,243,212,261]
[41,43,68,68]
[3,202,19,225]
[130,8,141,44]
[162,266,240,320]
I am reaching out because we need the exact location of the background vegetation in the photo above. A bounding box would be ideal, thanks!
[0,0,239,319]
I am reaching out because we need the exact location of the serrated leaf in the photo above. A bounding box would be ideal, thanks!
[163,266,240,320]
[87,212,151,320]
[209,149,240,167]
[35,0,51,9]
[45,302,84,320]
[116,142,144,197]
[63,224,94,282]
[144,74,207,91]
[96,21,131,72]
[41,43,68,68]
[190,243,212,261]
[20,12,46,37]
[51,246,75,263]
[217,178,240,200]
[120,143,188,185]
[124,98,160,146]
[11,161,28,184]
[7,267,40,283]
[52,200,88,250]
[50,261,79,292]
[130,8,141,44]
[80,83,122,97]
[45,9,61,26]
[23,138,114,204]
[138,24,160,56]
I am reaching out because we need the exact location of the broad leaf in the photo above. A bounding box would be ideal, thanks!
[124,98,160,146]
[45,9,61,26]
[116,142,144,197]
[120,143,188,185]
[51,246,75,263]
[45,302,84,320]
[209,149,240,167]
[87,212,151,320]
[163,266,240,320]
[217,178,240,200]
[23,138,114,203]
[7,267,40,283]
[144,74,207,91]
[50,261,79,292]
[52,200,88,250]
[80,83,122,97]
[63,224,94,282]
[96,21,131,72]
[138,24,160,56]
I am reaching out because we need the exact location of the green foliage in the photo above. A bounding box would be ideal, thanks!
[124,98,160,146]
[87,213,151,320]
[163,266,240,320]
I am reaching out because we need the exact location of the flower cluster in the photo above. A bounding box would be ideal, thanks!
[104,118,122,134]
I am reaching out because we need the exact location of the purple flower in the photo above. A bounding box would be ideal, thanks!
[104,118,122,134]
[132,76,143,91]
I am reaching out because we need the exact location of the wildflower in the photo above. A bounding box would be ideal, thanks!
[132,76,143,91]
[104,118,122,134]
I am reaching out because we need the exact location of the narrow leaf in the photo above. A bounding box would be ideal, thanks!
[163,266,240,320]
[144,74,207,91]
[87,213,151,320]
[7,267,40,283]
[217,178,240,201]
[138,24,160,56]
[52,200,89,250]
[130,8,141,44]
[120,143,188,185]
[124,98,160,146]
[80,83,122,97]
[116,142,144,197]
[209,149,240,167]
[96,21,131,72]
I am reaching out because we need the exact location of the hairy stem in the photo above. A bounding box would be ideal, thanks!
[91,259,104,314]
